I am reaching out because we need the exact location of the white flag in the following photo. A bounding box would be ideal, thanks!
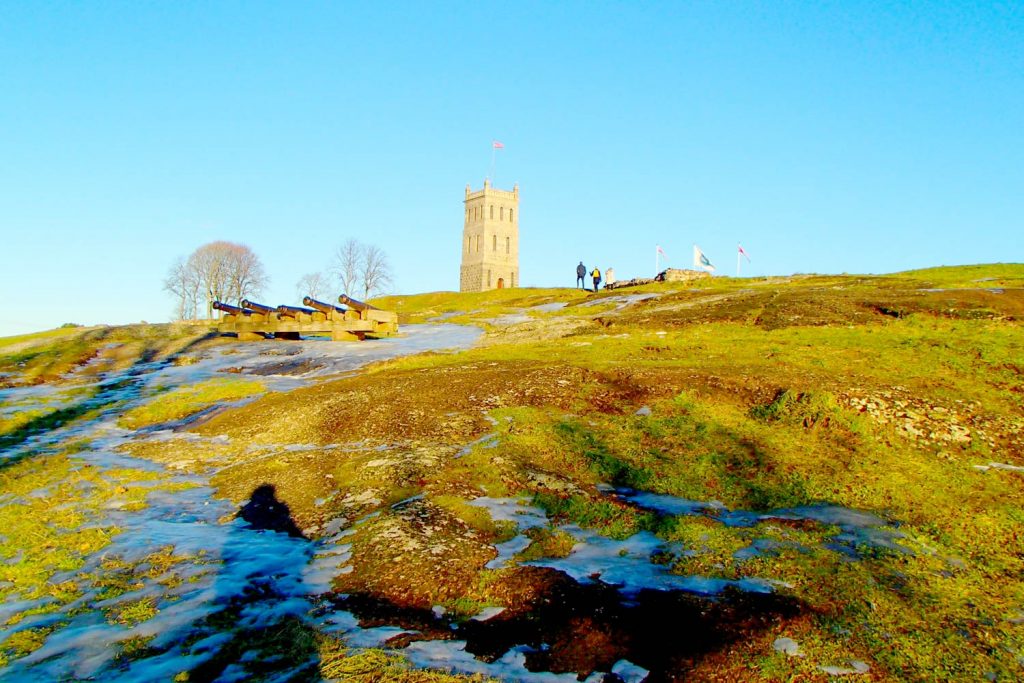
[693,245,715,272]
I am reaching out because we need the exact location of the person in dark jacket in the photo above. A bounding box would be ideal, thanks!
[576,262,587,289]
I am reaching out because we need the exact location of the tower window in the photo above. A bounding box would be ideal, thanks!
[476,235,481,252]
[493,235,497,251]
[487,269,491,287]
[500,207,504,220]
[509,208,514,223]
[506,236,510,254]
[466,236,470,253]
[490,205,494,219]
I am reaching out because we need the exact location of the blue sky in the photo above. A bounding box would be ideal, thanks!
[1,1,1021,336]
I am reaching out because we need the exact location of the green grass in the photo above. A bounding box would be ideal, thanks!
[892,262,1024,287]
[0,326,91,350]
[118,378,265,429]
[0,323,216,387]
[106,597,158,627]
[533,491,656,540]
[318,645,495,682]
[373,286,594,327]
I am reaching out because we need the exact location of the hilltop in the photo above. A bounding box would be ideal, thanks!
[1,264,1022,681]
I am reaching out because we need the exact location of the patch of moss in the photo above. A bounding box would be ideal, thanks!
[106,597,158,627]
[0,625,55,666]
[533,492,654,540]
[516,526,576,561]
[319,644,495,682]
[118,378,265,429]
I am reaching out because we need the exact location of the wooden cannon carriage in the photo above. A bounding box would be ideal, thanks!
[213,295,398,341]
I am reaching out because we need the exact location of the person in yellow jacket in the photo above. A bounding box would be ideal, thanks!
[591,267,602,292]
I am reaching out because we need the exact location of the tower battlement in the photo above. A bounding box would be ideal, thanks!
[465,180,519,201]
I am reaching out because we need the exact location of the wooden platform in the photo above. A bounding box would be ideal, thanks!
[217,309,398,341]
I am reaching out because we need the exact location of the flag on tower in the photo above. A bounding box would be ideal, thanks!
[738,244,750,262]
[492,140,504,149]
[657,245,667,257]
[694,245,715,272]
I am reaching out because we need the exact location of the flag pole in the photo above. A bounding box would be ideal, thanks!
[655,245,659,275]
[490,145,496,184]
[737,245,741,277]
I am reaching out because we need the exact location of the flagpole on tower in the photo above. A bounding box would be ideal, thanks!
[490,140,504,185]
[737,246,741,277]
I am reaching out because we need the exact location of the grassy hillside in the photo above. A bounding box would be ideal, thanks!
[194,265,1023,679]
[1,264,1022,680]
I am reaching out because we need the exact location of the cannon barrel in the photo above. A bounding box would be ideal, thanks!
[277,304,316,318]
[240,299,277,315]
[338,294,378,312]
[302,296,344,314]
[213,301,245,315]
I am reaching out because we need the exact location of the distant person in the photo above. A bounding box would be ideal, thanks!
[576,261,587,289]
[605,267,615,289]
[591,267,602,292]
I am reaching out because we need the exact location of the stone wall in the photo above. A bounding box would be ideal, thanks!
[661,268,712,283]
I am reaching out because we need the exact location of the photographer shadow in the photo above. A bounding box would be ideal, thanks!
[185,483,320,683]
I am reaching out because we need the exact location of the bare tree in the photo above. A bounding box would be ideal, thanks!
[332,239,363,297]
[167,241,269,319]
[360,244,392,299]
[296,271,331,300]
[163,257,199,320]
[226,243,269,306]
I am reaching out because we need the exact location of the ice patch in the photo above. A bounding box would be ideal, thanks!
[488,313,534,326]
[773,637,802,656]
[468,497,549,530]
[531,302,569,312]
[404,640,580,682]
[612,659,651,683]
[576,294,661,310]
[470,606,506,621]
[820,660,870,675]
[455,432,499,458]
[614,487,906,556]
[487,533,534,569]
[343,625,417,648]
[528,527,774,596]
[426,310,467,321]
[981,462,1024,472]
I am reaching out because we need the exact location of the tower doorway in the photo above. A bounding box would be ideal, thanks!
[497,277,505,289]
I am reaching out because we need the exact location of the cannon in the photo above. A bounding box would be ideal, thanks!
[338,294,378,312]
[276,304,316,318]
[216,295,396,342]
[213,301,246,316]
[240,299,278,315]
[302,296,345,315]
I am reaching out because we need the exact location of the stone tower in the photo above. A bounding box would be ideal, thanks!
[460,180,519,292]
